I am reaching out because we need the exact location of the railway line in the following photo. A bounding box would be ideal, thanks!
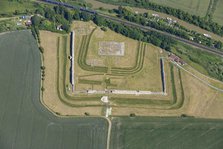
[40,0,223,57]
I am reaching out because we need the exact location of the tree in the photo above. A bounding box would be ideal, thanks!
[31,15,41,26]
[80,12,92,21]
[73,11,80,20]
[62,23,70,32]
[35,8,45,16]
[101,26,107,32]
[93,15,106,26]
[39,46,44,53]
[214,41,222,49]
[64,10,72,22]
[41,87,45,92]
[84,112,90,116]
[130,113,136,117]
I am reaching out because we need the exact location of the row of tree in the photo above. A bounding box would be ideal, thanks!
[115,6,222,50]
[73,11,175,51]
[97,0,223,36]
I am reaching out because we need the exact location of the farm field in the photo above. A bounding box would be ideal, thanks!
[0,1,37,14]
[91,0,210,17]
[149,0,210,17]
[110,117,223,149]
[0,30,108,149]
[213,0,223,25]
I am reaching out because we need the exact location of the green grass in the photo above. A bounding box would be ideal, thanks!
[149,0,210,17]
[78,79,102,85]
[172,42,223,82]
[110,117,223,149]
[170,64,177,104]
[213,0,223,25]
[95,0,210,17]
[0,30,108,149]
[0,19,25,32]
[0,1,37,14]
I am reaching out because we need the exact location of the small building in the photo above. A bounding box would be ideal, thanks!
[152,13,159,17]
[57,25,63,31]
[204,33,211,38]
[25,20,32,26]
[168,53,186,65]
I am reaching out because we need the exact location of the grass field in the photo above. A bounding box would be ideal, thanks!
[0,1,37,14]
[0,30,108,149]
[110,117,223,149]
[74,21,164,92]
[149,0,210,17]
[213,0,223,25]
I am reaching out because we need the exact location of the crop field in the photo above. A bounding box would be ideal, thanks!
[110,117,223,149]
[93,0,210,17]
[0,1,37,14]
[212,0,223,25]
[0,31,108,149]
[149,0,210,17]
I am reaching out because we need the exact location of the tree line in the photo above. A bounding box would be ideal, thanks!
[32,5,73,33]
[73,11,175,51]
[115,6,222,50]
[96,0,223,36]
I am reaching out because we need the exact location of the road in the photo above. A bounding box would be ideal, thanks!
[105,117,112,149]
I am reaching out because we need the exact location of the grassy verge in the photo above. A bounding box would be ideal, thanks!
[56,36,102,107]
[172,42,223,82]
[79,79,102,85]
[170,64,177,104]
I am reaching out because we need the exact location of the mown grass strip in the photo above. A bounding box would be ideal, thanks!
[55,36,102,107]
[170,63,177,104]
[111,42,146,75]
[77,28,108,73]
[78,79,102,85]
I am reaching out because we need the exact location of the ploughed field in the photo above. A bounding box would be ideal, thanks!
[0,31,108,149]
